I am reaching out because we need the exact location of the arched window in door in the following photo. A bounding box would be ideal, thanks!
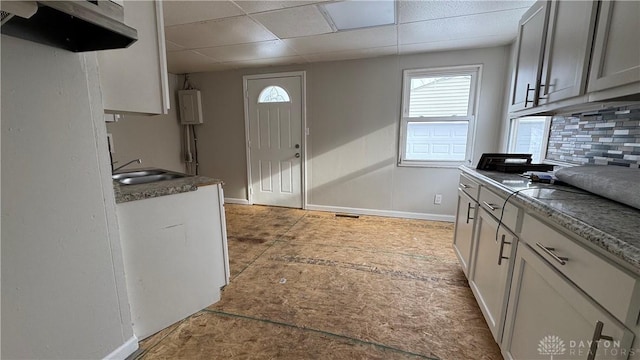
[258,86,291,103]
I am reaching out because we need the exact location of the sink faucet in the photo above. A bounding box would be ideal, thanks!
[113,158,142,172]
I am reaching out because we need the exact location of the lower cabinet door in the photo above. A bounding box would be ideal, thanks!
[468,208,516,342]
[453,190,477,277]
[502,242,635,360]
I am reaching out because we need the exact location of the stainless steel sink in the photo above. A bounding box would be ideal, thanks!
[112,170,165,180]
[118,173,187,185]
[113,169,188,185]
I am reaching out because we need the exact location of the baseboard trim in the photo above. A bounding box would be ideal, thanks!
[305,204,455,222]
[224,198,249,205]
[104,335,138,360]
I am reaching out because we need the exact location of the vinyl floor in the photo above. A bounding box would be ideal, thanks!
[135,205,502,360]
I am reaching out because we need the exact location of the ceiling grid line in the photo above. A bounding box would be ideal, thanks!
[163,0,535,74]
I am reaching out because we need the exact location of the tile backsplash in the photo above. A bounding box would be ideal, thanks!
[546,104,640,168]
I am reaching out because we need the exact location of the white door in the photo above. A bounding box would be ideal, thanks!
[245,75,303,208]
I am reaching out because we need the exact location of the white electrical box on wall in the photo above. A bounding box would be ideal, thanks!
[178,89,203,125]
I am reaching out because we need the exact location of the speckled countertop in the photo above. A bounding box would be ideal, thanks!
[460,166,640,274]
[114,174,223,204]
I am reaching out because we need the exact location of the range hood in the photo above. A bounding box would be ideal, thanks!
[1,1,137,52]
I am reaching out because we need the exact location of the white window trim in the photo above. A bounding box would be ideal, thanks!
[398,65,482,168]
[507,116,552,164]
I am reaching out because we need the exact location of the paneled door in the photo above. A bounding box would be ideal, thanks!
[245,74,303,208]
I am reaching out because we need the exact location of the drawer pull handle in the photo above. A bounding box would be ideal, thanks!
[459,183,469,189]
[466,203,475,224]
[536,243,569,265]
[498,234,511,265]
[482,201,501,211]
[587,321,614,360]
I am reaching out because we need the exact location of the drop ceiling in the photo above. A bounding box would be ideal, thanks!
[163,0,534,74]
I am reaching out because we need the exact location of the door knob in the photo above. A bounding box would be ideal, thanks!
[295,144,300,149]
[295,153,300,158]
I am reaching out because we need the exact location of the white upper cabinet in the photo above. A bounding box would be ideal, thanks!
[510,1,549,111]
[98,0,170,115]
[510,0,639,114]
[588,0,640,94]
[539,0,598,105]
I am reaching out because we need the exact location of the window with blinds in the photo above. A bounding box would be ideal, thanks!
[399,66,481,167]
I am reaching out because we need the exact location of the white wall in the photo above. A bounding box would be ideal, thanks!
[184,46,510,220]
[1,36,135,359]
[107,74,185,173]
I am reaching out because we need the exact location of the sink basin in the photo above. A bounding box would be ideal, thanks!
[112,170,165,180]
[118,173,187,185]
[113,168,189,185]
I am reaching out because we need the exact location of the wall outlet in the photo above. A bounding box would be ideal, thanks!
[434,194,442,205]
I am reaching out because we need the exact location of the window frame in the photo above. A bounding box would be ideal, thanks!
[258,85,291,103]
[398,65,482,168]
[507,116,552,164]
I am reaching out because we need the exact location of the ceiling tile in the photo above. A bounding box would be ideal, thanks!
[252,5,333,38]
[398,9,524,45]
[399,36,513,55]
[282,25,397,55]
[398,0,534,24]
[304,46,398,63]
[165,16,278,49]
[230,56,309,69]
[166,50,220,74]
[233,0,328,14]
[163,1,244,26]
[196,40,299,62]
[165,40,185,52]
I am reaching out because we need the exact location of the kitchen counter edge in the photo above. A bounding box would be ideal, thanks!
[114,175,223,204]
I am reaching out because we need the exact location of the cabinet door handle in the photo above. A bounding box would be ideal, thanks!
[535,243,569,265]
[587,321,614,360]
[498,234,511,265]
[466,203,475,224]
[538,83,547,101]
[482,201,501,211]
[524,83,536,107]
[459,183,469,189]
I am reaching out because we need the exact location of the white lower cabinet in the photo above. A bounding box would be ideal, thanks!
[468,207,517,342]
[455,170,640,358]
[452,189,477,276]
[117,184,229,339]
[502,242,635,360]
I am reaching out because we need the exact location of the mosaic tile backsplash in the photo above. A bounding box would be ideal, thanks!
[546,104,640,168]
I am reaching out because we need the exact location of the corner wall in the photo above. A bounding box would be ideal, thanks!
[185,46,511,219]
[1,36,135,359]
[107,74,185,173]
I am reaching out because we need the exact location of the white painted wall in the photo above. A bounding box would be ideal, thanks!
[185,46,510,219]
[107,74,185,173]
[1,36,135,359]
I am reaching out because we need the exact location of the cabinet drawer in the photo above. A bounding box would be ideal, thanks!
[459,173,480,200]
[478,187,520,231]
[521,214,636,323]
